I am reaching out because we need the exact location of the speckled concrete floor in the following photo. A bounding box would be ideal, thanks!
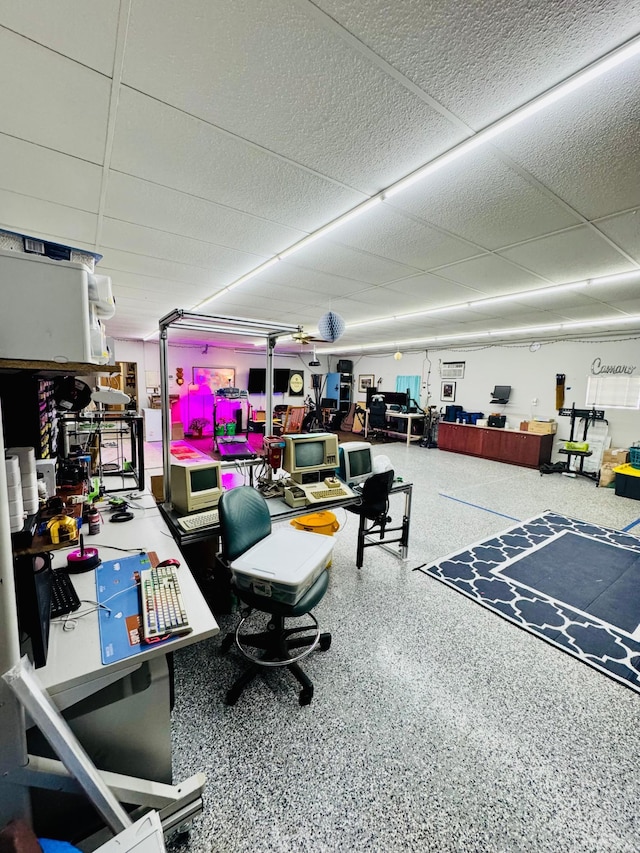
[159,443,640,853]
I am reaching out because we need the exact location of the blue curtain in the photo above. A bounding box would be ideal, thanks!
[395,375,420,404]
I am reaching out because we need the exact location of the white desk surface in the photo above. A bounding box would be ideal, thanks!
[40,490,219,707]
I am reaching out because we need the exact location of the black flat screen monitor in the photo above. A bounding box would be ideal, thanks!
[321,397,338,409]
[491,385,511,402]
[247,367,292,394]
[247,367,266,394]
[273,368,290,394]
[365,388,409,410]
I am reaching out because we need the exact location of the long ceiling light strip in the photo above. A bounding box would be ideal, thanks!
[344,270,640,331]
[330,314,640,353]
[182,33,640,335]
[385,34,640,198]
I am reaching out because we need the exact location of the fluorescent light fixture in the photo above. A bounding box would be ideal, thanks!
[277,196,383,261]
[386,34,640,199]
[184,35,640,326]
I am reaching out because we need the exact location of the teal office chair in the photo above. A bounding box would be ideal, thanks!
[218,486,333,706]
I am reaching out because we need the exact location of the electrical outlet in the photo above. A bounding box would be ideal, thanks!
[531,397,538,406]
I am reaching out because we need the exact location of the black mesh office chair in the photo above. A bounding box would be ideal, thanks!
[347,469,403,569]
[368,399,387,439]
[218,486,333,706]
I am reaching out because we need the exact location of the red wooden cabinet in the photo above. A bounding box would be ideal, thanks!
[438,422,553,468]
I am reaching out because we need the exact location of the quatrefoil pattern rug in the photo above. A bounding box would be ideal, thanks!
[423,511,640,694]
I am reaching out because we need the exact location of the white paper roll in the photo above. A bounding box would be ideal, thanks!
[7,446,36,473]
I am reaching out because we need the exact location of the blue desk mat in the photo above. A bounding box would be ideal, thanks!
[96,552,157,664]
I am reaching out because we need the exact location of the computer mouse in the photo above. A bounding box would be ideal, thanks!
[157,558,181,568]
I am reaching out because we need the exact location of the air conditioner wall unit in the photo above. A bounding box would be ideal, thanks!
[441,361,465,380]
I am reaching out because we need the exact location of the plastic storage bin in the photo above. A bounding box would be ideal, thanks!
[613,463,640,500]
[230,528,333,604]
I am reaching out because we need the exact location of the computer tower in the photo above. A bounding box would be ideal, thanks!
[14,552,52,669]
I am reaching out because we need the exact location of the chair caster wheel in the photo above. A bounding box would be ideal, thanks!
[220,633,234,654]
[319,633,332,651]
[299,687,313,705]
[225,686,241,705]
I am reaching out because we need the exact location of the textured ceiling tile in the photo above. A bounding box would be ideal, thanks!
[111,88,365,232]
[122,0,464,191]
[498,226,635,281]
[0,29,111,163]
[494,59,640,220]
[280,243,421,284]
[105,171,304,256]
[382,273,487,304]
[0,190,98,246]
[594,212,640,264]
[98,249,212,285]
[97,267,204,298]
[0,0,120,75]
[329,203,480,268]
[387,147,581,249]
[435,254,547,292]
[246,264,371,297]
[100,218,261,275]
[0,136,102,212]
[316,0,640,128]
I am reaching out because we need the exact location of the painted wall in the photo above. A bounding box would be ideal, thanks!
[351,337,640,452]
[112,338,331,432]
[113,336,639,450]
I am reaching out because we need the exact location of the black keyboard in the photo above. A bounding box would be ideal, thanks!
[50,570,81,618]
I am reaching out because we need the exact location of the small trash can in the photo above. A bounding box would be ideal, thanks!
[291,511,340,566]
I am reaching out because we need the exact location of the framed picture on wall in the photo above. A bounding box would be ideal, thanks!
[358,374,375,393]
[441,381,456,402]
[192,366,235,391]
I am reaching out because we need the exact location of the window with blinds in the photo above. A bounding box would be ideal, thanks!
[586,375,640,408]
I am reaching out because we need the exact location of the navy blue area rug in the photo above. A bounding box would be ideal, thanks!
[423,511,640,694]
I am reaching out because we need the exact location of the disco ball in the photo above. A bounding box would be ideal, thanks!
[317,311,346,342]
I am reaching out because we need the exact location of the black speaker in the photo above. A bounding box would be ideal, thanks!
[337,359,353,373]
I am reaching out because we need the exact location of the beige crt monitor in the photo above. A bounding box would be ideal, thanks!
[170,461,222,513]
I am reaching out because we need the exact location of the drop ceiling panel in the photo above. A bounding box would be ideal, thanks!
[105,171,304,256]
[0,136,102,212]
[435,255,547,292]
[256,264,380,298]
[97,267,204,298]
[100,218,261,276]
[387,146,582,250]
[316,0,640,128]
[122,0,465,191]
[594,212,640,264]
[280,243,420,284]
[98,248,213,286]
[238,279,337,307]
[111,88,364,230]
[329,204,480,268]
[493,57,640,220]
[0,190,98,246]
[498,226,635,281]
[0,0,120,75]
[382,273,485,305]
[601,296,640,315]
[0,28,111,163]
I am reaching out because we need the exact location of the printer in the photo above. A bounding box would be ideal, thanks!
[0,248,115,364]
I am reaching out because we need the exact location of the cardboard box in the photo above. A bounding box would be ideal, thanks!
[150,475,164,503]
[603,447,629,465]
[527,421,557,435]
[171,422,184,441]
[519,421,529,431]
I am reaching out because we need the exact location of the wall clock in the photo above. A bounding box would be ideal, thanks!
[288,370,304,396]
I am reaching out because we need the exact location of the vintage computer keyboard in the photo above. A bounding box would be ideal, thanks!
[302,481,356,505]
[176,508,219,531]
[139,564,192,642]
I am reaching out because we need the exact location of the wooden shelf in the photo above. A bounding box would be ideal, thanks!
[0,358,98,376]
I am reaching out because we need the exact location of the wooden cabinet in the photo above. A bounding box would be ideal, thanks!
[438,422,553,468]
